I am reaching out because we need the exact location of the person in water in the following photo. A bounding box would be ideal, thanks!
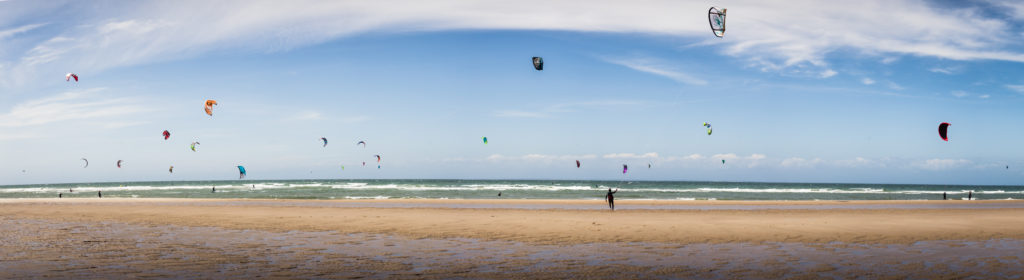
[605,188,618,210]
[212,187,216,193]
[59,192,62,198]
[98,191,102,198]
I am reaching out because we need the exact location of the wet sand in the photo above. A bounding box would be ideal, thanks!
[3,198,1024,278]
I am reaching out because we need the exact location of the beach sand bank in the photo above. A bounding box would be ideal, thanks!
[3,198,1023,278]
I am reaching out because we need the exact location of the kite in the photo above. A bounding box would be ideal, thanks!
[708,7,727,37]
[576,160,581,168]
[648,163,652,168]
[938,122,950,141]
[357,141,366,147]
[66,73,78,82]
[341,165,345,171]
[374,155,381,163]
[703,122,713,135]
[623,164,628,174]
[81,158,89,168]
[362,161,366,167]
[204,100,218,116]
[482,137,488,144]
[190,141,200,152]
[163,130,171,140]
[237,165,247,179]
[117,160,123,168]
[169,165,174,173]
[722,159,726,165]
[321,137,328,147]
[532,57,544,71]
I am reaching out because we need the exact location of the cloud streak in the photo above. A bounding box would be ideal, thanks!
[2,0,1023,87]
[603,57,707,85]
[0,88,148,127]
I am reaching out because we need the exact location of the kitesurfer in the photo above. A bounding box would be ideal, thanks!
[968,191,972,200]
[498,192,502,197]
[605,188,619,210]
[943,192,946,200]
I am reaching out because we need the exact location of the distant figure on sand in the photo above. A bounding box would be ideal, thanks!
[98,191,102,198]
[605,188,618,210]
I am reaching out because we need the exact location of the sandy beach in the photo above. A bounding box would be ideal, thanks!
[3,198,1024,278]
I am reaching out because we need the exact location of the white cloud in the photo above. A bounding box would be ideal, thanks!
[819,69,837,78]
[4,0,1022,87]
[1007,84,1024,94]
[880,57,899,64]
[603,152,659,159]
[0,88,148,127]
[979,94,990,99]
[487,153,597,162]
[0,23,46,40]
[711,153,738,160]
[951,90,969,98]
[603,57,707,85]
[928,66,959,75]
[912,159,972,171]
[887,82,905,90]
[861,78,875,85]
[781,157,824,168]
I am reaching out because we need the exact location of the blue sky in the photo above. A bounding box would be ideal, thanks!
[2,0,1024,185]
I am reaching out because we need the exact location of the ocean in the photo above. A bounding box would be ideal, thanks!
[1,179,1022,200]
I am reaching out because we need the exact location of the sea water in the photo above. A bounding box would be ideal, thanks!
[1,179,1021,200]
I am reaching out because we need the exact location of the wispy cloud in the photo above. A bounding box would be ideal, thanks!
[861,78,875,85]
[0,88,148,127]
[928,66,960,75]
[952,90,970,98]
[781,157,824,168]
[820,69,837,78]
[603,57,707,85]
[2,0,1024,87]
[487,154,597,162]
[1007,84,1024,94]
[912,158,972,171]
[0,23,46,40]
[603,152,659,159]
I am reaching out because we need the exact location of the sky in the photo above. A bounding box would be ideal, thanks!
[2,0,1024,185]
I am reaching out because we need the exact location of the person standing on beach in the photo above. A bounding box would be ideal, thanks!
[605,188,618,210]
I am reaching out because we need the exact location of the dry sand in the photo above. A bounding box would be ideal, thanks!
[3,198,1024,278]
